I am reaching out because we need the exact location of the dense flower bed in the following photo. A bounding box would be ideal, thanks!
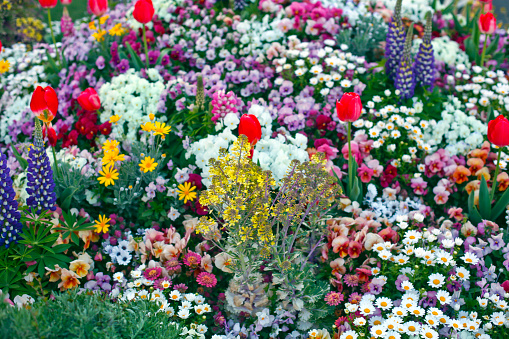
[1,0,509,338]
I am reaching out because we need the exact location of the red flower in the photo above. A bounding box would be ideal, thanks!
[478,12,496,35]
[502,280,509,293]
[98,122,112,135]
[336,92,362,122]
[133,0,155,24]
[0,39,2,53]
[488,115,509,147]
[62,130,79,148]
[88,0,108,17]
[316,114,331,130]
[38,0,57,8]
[77,88,101,111]
[238,114,262,145]
[61,0,72,4]
[43,125,58,147]
[30,86,58,123]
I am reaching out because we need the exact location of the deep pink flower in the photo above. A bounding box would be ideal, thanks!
[183,251,202,268]
[357,164,374,183]
[196,272,217,288]
[143,267,162,281]
[324,291,344,306]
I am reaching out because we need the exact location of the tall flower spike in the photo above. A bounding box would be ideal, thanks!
[385,0,406,80]
[26,119,57,214]
[414,12,436,91]
[196,75,205,110]
[394,25,416,101]
[0,151,22,248]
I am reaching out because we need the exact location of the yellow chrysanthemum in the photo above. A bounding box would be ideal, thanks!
[102,139,120,152]
[177,182,197,204]
[97,164,119,187]
[0,60,10,74]
[141,122,154,132]
[139,156,158,173]
[94,215,111,233]
[152,122,171,137]
[102,148,125,166]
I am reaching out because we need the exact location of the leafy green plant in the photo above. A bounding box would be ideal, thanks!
[468,176,509,225]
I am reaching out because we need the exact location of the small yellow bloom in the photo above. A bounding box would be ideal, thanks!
[149,113,155,121]
[99,15,110,25]
[102,148,125,166]
[140,121,154,132]
[102,139,120,152]
[95,215,111,233]
[97,164,119,187]
[92,29,107,42]
[0,60,10,74]
[152,122,171,136]
[109,114,122,124]
[108,23,127,36]
[88,21,97,31]
[139,156,158,173]
[177,182,197,204]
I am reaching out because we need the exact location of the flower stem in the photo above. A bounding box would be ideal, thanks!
[480,34,488,68]
[490,147,502,202]
[142,25,149,69]
[47,9,61,66]
[347,121,353,196]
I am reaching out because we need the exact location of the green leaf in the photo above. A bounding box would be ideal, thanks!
[70,231,80,245]
[491,188,509,220]
[59,187,79,211]
[125,42,143,71]
[479,176,491,219]
[10,145,28,170]
[155,48,171,65]
[45,50,60,73]
[468,190,483,225]
[485,34,501,56]
[350,177,361,201]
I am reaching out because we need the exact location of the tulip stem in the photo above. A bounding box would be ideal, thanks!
[142,25,149,69]
[47,9,61,66]
[480,34,488,68]
[491,147,502,202]
[347,121,353,196]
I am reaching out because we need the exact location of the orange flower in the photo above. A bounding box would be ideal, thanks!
[475,167,491,181]
[498,172,509,191]
[470,148,489,162]
[452,166,471,184]
[465,180,480,195]
[45,265,62,282]
[58,268,80,291]
[69,259,90,278]
[467,157,484,173]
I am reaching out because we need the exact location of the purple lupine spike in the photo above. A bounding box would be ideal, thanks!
[385,0,406,80]
[0,151,22,248]
[26,120,57,214]
[414,12,436,91]
[60,7,75,37]
[394,25,416,101]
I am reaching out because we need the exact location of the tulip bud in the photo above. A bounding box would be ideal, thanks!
[336,92,362,122]
[478,12,496,35]
[488,115,509,147]
[30,86,58,123]
[38,0,58,8]
[43,125,58,147]
[133,0,155,24]
[61,0,72,4]
[238,114,262,146]
[88,0,108,17]
[77,88,101,111]
[0,39,2,53]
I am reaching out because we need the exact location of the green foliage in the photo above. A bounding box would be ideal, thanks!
[0,0,43,46]
[0,291,181,339]
[468,176,509,224]
[337,14,387,61]
[55,162,96,211]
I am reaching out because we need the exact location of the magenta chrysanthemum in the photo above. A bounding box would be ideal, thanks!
[183,251,202,268]
[143,267,162,281]
[196,272,217,288]
[174,283,188,293]
[324,291,344,306]
[165,257,182,273]
[344,274,359,287]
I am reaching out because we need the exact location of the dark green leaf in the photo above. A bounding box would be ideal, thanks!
[479,176,491,219]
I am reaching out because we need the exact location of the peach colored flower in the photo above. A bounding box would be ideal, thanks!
[69,260,90,278]
[452,165,471,184]
[497,172,509,191]
[58,269,80,291]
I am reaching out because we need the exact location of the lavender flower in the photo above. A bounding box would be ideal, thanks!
[0,151,22,248]
[26,120,57,214]
[414,12,436,90]
[488,233,505,251]
[394,25,416,101]
[384,0,406,80]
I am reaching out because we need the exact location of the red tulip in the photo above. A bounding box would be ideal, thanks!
[77,88,101,111]
[61,0,72,4]
[488,115,509,147]
[38,0,57,8]
[0,39,2,53]
[30,86,58,123]
[479,12,496,35]
[88,0,108,17]
[43,125,58,147]
[238,114,262,145]
[336,92,362,122]
[133,0,155,24]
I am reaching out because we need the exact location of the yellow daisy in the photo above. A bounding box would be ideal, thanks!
[102,148,125,166]
[139,156,158,173]
[152,122,171,137]
[141,122,154,132]
[99,14,110,25]
[102,139,120,152]
[94,215,111,233]
[177,182,197,204]
[109,115,122,124]
[97,164,119,187]
[0,60,10,74]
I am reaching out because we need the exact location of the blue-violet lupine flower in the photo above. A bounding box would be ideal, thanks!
[414,12,436,91]
[0,151,23,248]
[26,120,57,214]
[384,0,406,80]
[394,25,416,101]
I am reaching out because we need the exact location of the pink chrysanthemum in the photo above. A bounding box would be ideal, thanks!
[324,291,344,306]
[183,251,202,268]
[196,272,217,288]
[344,274,359,287]
[174,283,188,293]
[154,277,172,290]
[143,267,162,281]
[348,292,362,304]
[164,258,182,273]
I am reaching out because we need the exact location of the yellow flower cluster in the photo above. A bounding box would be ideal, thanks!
[140,120,171,139]
[199,136,276,245]
[97,139,124,187]
[0,60,9,74]
[16,17,44,42]
[1,0,12,11]
[108,23,128,36]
